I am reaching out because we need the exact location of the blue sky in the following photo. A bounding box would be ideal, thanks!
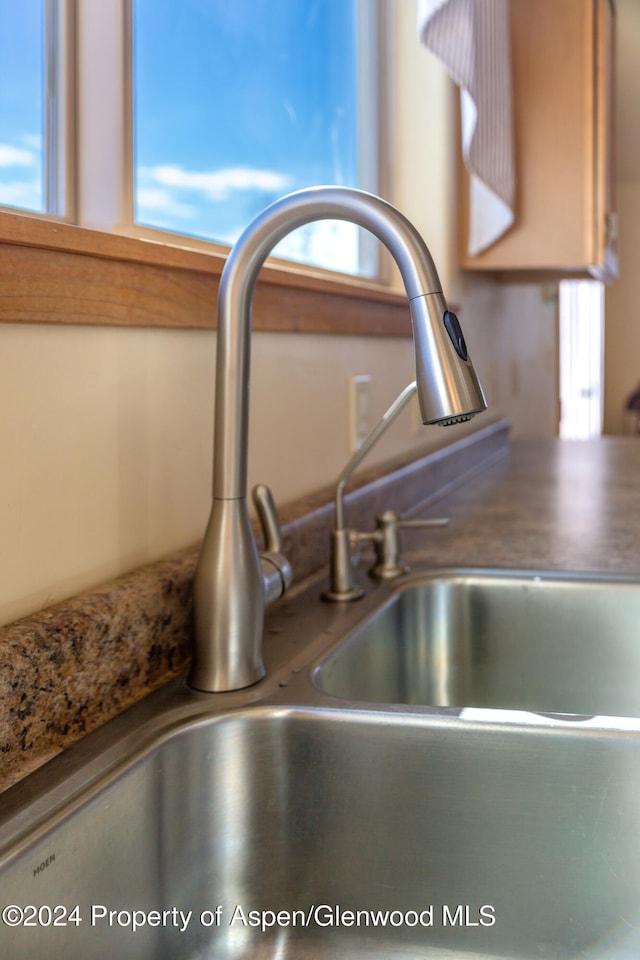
[0,0,361,269]
[133,0,360,245]
[0,0,44,211]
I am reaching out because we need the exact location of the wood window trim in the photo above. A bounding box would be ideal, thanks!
[0,210,411,337]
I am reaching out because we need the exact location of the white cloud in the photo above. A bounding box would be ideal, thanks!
[274,219,360,274]
[142,164,290,200]
[0,179,42,210]
[0,144,36,168]
[136,186,196,220]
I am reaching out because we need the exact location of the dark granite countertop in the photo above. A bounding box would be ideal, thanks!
[2,423,640,791]
[403,436,640,576]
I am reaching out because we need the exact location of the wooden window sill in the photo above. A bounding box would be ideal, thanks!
[0,211,411,336]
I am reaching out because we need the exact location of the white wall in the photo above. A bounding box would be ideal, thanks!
[604,181,640,433]
[460,278,558,437]
[603,0,640,434]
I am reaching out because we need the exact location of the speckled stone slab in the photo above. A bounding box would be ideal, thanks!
[0,548,195,789]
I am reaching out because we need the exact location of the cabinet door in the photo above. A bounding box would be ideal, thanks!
[458,0,617,281]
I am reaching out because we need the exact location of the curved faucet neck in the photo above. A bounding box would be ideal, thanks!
[212,186,445,501]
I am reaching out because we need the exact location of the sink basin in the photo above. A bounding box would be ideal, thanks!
[3,701,640,958]
[314,570,640,718]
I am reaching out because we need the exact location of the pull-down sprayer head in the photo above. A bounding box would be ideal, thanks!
[409,293,486,427]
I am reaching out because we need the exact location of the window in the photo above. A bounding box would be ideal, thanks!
[133,0,373,274]
[0,0,383,279]
[0,0,46,213]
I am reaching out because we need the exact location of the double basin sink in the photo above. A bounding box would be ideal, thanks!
[2,569,640,958]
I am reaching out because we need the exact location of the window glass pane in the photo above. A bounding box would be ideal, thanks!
[133,0,367,274]
[0,0,45,213]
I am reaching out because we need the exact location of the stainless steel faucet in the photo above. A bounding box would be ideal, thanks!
[190,186,487,693]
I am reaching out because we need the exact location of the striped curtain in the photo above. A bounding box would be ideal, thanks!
[418,0,515,255]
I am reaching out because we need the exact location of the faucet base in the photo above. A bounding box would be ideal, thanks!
[321,585,365,603]
[369,560,411,580]
[191,497,266,692]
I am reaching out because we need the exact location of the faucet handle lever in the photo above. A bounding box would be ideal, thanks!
[252,483,293,607]
[253,483,285,553]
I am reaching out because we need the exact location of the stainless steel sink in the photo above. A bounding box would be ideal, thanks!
[4,569,640,958]
[313,570,640,718]
[3,698,640,958]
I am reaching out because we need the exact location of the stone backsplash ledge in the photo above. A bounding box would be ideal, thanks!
[0,419,509,791]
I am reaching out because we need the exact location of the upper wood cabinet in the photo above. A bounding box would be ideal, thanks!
[458,0,617,282]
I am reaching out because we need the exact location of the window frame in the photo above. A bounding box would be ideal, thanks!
[45,0,75,218]
[0,0,409,336]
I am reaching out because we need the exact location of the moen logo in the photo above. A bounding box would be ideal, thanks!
[33,853,56,879]
[442,904,496,927]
